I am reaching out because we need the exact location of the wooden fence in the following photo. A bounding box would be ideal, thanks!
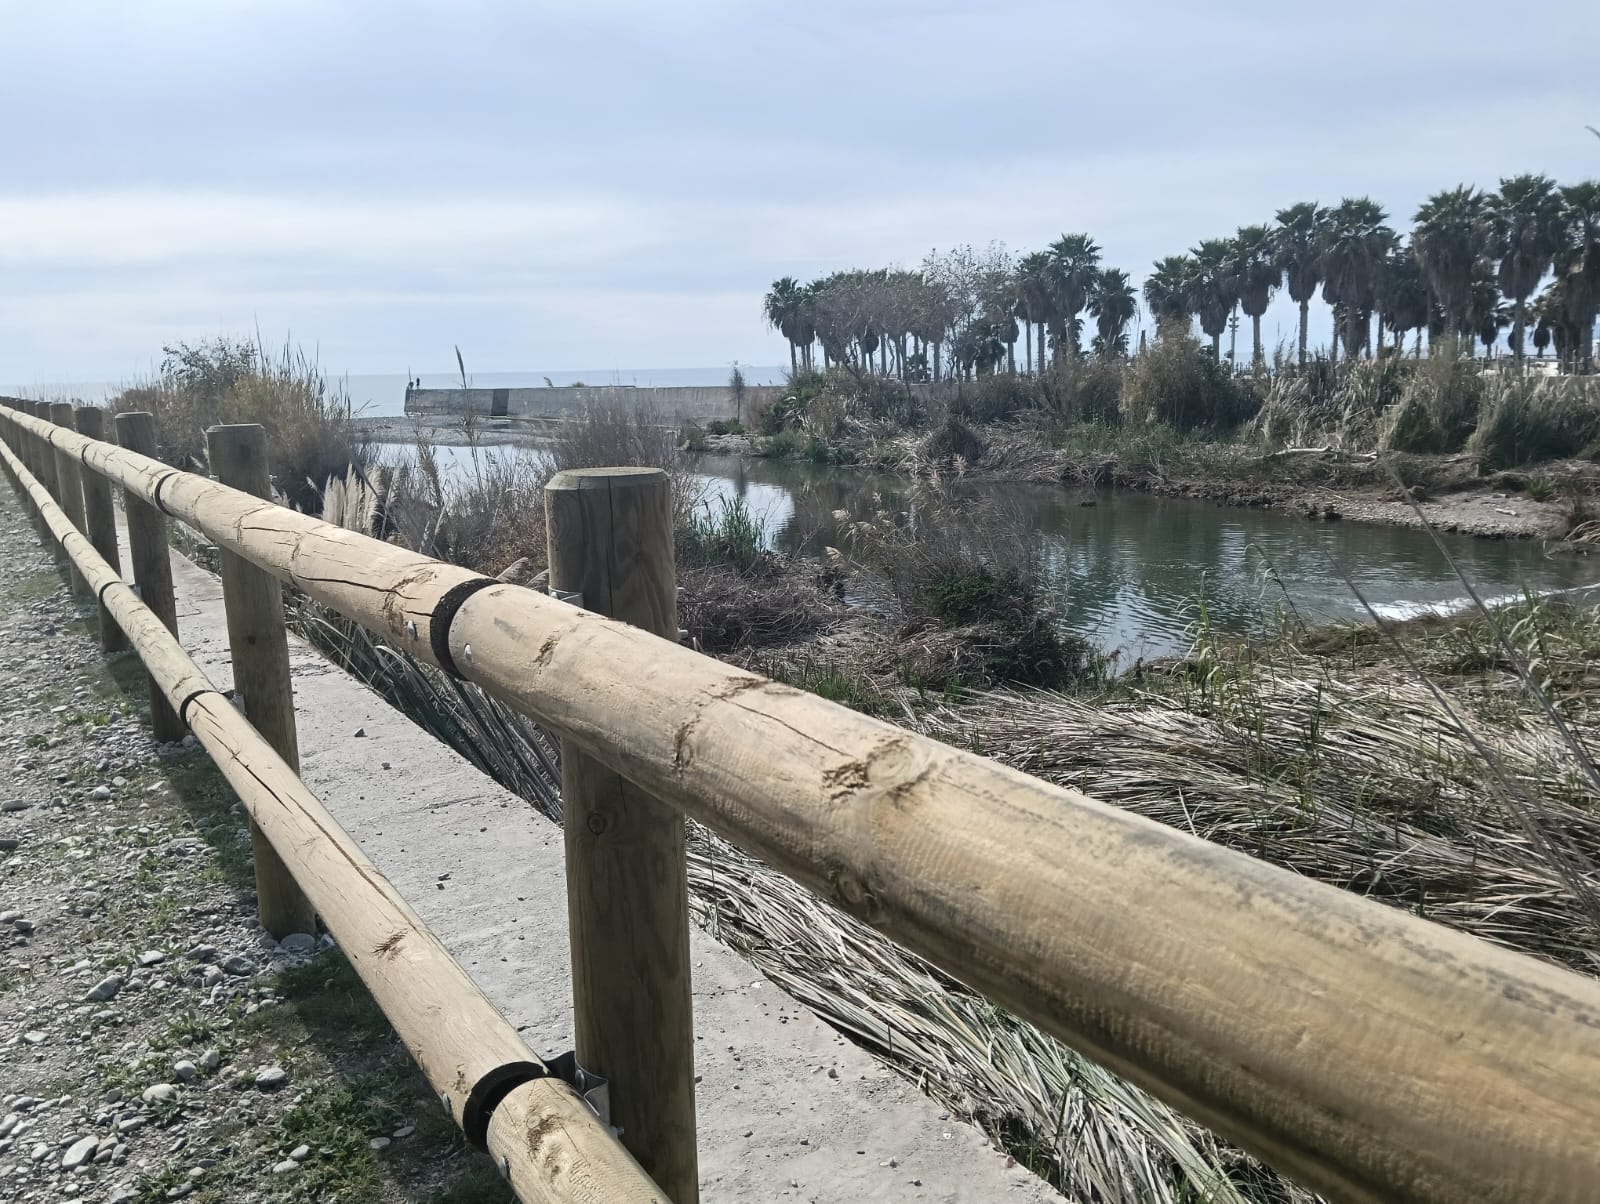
[2,396,1600,1204]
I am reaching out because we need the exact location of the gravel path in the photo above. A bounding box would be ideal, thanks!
[0,482,508,1202]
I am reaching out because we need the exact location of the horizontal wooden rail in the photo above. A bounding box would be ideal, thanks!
[0,424,663,1204]
[5,399,1600,1203]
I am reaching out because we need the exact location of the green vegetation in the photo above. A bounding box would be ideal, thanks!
[765,172,1599,376]
[109,337,366,512]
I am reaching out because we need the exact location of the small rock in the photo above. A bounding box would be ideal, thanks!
[289,1144,311,1161]
[392,1125,414,1139]
[85,975,123,1002]
[117,1118,145,1135]
[22,1030,46,1045]
[254,1067,288,1091]
[0,910,19,924]
[89,786,112,801]
[61,1136,98,1169]
[272,1160,300,1174]
[137,950,166,967]
[221,955,255,977]
[201,966,224,986]
[173,1061,197,1082]
[369,1136,391,1151]
[186,944,217,963]
[2,799,31,813]
[199,1049,220,1072]
[141,1084,178,1104]
[277,932,316,955]
[0,1114,16,1137]
[109,1188,138,1203]
[0,835,19,850]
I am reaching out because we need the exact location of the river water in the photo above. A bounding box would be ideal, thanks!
[402,443,1594,664]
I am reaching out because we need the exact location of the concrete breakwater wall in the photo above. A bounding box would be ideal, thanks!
[405,383,789,424]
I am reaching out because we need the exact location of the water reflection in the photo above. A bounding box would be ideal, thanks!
[691,454,1592,662]
[395,443,1591,663]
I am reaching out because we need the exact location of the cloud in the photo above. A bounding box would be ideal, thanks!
[1,0,1596,380]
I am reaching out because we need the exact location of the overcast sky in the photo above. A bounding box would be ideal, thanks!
[2,0,1596,386]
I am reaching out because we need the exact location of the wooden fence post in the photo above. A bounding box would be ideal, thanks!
[545,466,698,1203]
[113,412,186,743]
[74,406,129,653]
[28,402,60,502]
[205,423,317,939]
[48,402,89,594]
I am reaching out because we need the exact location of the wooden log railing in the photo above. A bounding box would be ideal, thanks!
[0,410,665,1204]
[3,397,1600,1204]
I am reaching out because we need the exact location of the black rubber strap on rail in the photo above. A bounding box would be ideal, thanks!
[430,576,498,678]
[462,1060,547,1150]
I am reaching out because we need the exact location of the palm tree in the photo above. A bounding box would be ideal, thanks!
[1189,238,1237,360]
[1143,255,1195,333]
[1412,186,1485,346]
[1088,268,1137,360]
[1230,225,1280,369]
[1555,181,1600,372]
[763,277,805,374]
[1047,234,1102,360]
[1378,243,1429,356]
[1482,174,1565,360]
[1321,198,1394,360]
[1461,262,1508,357]
[1015,252,1055,375]
[1273,203,1327,367]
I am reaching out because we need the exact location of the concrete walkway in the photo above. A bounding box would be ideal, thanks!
[147,532,1061,1203]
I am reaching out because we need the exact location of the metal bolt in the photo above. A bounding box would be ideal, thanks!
[463,643,473,663]
[586,813,608,835]
[406,620,418,639]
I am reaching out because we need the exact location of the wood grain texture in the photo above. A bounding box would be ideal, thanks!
[0,430,661,1202]
[0,404,489,670]
[487,1078,668,1204]
[546,468,698,1204]
[73,407,128,652]
[48,403,90,595]
[10,404,1600,1201]
[447,577,1600,1204]
[112,412,186,741]
[205,424,316,939]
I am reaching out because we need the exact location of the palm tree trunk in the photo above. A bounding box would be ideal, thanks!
[1211,332,1221,360]
[789,342,797,376]
[1024,324,1032,375]
[933,341,942,383]
[1298,301,1309,368]
[1039,322,1047,373]
[1252,314,1263,369]
[1512,300,1527,362]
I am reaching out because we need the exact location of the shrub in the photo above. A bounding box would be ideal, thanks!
[110,337,366,512]
[1469,377,1600,469]
[682,495,765,574]
[921,416,986,468]
[678,421,707,452]
[1122,331,1251,431]
[1376,350,1478,454]
[757,428,831,462]
[837,484,1096,688]
[705,418,745,436]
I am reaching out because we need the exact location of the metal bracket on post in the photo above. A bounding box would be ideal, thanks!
[543,1051,612,1129]
[549,588,584,608]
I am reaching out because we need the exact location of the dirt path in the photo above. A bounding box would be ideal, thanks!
[0,484,509,1203]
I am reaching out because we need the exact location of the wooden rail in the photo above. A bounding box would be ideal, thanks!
[0,409,665,1204]
[3,397,1600,1203]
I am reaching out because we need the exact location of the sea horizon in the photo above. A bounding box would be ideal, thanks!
[1,364,791,418]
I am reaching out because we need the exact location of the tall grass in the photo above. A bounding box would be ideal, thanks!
[110,337,365,511]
